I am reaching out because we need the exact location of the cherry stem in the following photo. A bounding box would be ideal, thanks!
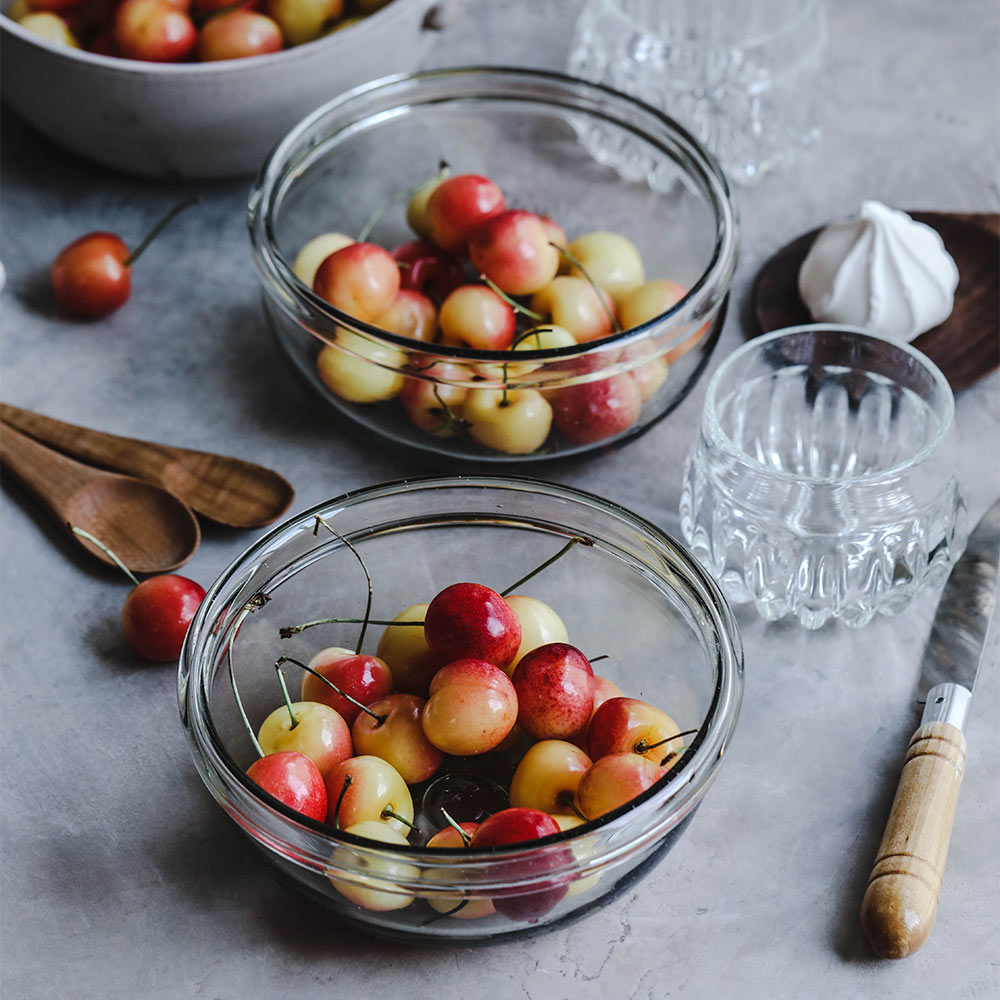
[588,654,609,665]
[500,535,593,597]
[274,665,298,730]
[332,773,352,830]
[569,800,588,823]
[633,728,699,756]
[274,654,386,725]
[549,242,622,333]
[280,617,421,638]
[511,325,555,350]
[439,807,471,846]
[479,274,545,321]
[228,594,269,759]
[123,195,202,268]
[381,808,419,833]
[69,525,139,586]
[429,385,470,436]
[313,516,373,654]
[357,161,450,243]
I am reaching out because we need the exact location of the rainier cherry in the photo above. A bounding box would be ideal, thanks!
[576,752,664,819]
[375,603,444,695]
[469,210,560,296]
[438,285,516,351]
[463,388,553,456]
[351,693,444,785]
[51,196,199,319]
[425,173,505,254]
[312,242,400,322]
[197,10,283,60]
[509,739,592,816]
[421,659,518,756]
[257,697,353,777]
[113,0,197,62]
[566,231,645,305]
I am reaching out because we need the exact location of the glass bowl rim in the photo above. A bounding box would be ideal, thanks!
[700,323,956,485]
[179,474,743,872]
[247,65,739,364]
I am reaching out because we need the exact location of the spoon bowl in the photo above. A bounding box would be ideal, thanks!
[0,422,200,573]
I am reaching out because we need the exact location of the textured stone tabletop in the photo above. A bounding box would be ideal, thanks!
[1,1,998,997]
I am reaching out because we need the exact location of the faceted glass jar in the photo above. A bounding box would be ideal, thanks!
[179,477,744,943]
[680,325,965,629]
[248,67,738,467]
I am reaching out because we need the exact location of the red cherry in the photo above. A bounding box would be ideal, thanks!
[551,373,643,445]
[469,807,568,920]
[120,574,206,661]
[51,233,131,319]
[300,650,394,726]
[51,197,198,319]
[423,582,522,669]
[511,642,595,740]
[391,240,464,304]
[246,750,327,821]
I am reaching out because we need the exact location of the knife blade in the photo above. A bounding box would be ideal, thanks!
[860,497,1000,959]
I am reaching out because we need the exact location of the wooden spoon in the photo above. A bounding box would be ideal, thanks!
[0,422,200,573]
[0,402,294,528]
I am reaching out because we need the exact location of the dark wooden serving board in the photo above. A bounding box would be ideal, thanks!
[751,211,999,391]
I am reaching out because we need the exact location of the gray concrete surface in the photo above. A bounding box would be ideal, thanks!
[1,1,998,997]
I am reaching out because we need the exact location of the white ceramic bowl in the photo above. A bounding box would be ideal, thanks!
[0,0,462,178]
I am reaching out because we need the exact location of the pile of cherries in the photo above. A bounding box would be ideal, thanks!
[234,531,693,920]
[9,0,388,62]
[296,168,701,456]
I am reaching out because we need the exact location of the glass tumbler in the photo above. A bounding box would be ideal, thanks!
[680,325,965,629]
[568,0,826,185]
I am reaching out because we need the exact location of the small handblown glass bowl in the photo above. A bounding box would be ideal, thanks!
[680,325,965,629]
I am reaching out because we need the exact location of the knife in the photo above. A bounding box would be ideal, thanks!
[860,497,1000,959]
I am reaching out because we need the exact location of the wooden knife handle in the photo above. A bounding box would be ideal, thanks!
[860,720,968,959]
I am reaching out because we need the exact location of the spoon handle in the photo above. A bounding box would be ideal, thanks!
[0,421,95,515]
[0,401,175,481]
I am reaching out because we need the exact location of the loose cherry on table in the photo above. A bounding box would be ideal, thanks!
[72,526,205,661]
[121,572,206,661]
[51,195,200,318]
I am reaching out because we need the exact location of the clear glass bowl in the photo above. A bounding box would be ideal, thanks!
[680,325,965,629]
[179,477,743,943]
[248,67,738,467]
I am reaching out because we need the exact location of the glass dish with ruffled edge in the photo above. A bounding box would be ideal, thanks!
[680,325,965,629]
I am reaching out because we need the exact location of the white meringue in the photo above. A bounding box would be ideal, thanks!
[797,201,959,340]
